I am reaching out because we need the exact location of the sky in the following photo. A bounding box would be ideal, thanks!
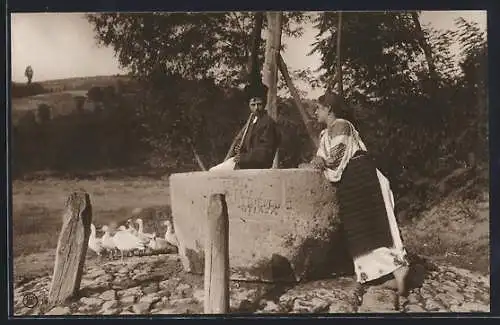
[10,11,487,95]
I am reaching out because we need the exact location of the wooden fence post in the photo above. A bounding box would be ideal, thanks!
[204,193,229,314]
[48,190,92,305]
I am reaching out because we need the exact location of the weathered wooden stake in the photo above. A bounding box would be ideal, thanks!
[48,190,92,305]
[204,193,229,314]
[190,140,207,171]
[263,11,283,169]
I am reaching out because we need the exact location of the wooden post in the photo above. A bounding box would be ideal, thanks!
[48,190,92,305]
[278,54,319,149]
[263,12,283,168]
[189,140,207,171]
[204,194,229,314]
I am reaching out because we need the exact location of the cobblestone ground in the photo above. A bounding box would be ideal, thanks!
[13,254,490,316]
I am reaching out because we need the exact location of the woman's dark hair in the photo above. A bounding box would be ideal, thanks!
[318,91,357,126]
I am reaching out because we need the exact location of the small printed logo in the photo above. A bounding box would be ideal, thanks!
[22,292,38,308]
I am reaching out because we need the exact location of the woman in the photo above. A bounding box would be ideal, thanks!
[302,92,410,295]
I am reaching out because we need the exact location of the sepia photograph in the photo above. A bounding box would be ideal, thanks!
[9,10,489,316]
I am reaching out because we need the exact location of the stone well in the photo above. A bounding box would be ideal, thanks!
[169,169,352,283]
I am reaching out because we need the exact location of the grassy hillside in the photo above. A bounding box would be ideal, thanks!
[37,75,131,92]
[400,164,490,275]
[11,75,131,124]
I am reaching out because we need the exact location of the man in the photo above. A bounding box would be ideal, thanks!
[210,82,280,170]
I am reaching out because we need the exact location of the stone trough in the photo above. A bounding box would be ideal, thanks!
[169,169,352,283]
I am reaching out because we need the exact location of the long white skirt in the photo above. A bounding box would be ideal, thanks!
[353,169,410,283]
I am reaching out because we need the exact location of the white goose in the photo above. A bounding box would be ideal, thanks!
[100,225,117,258]
[112,225,147,262]
[88,223,103,256]
[147,232,170,252]
[163,220,179,247]
[125,219,138,235]
[135,218,155,242]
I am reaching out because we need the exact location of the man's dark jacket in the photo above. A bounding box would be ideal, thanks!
[233,113,280,169]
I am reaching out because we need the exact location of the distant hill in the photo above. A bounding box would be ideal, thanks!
[11,91,89,125]
[36,74,132,92]
[10,74,136,125]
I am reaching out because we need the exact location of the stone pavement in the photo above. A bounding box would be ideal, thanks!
[13,254,490,316]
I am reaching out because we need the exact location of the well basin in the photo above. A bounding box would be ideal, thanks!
[169,168,351,282]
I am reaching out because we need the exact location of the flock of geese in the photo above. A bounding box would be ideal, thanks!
[88,217,179,262]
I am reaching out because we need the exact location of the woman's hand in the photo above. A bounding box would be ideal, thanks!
[325,157,336,167]
[298,157,325,169]
[310,156,326,169]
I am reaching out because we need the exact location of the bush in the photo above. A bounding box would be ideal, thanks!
[12,92,144,177]
[37,104,51,123]
[11,83,49,98]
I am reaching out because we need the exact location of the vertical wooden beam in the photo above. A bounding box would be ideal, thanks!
[190,140,207,171]
[263,12,283,168]
[48,190,92,305]
[204,194,230,314]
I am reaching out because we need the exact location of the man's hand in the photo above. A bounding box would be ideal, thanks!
[233,144,241,155]
[233,152,241,164]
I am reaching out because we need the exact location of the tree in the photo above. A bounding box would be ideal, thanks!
[74,96,86,113]
[25,65,34,84]
[312,11,423,101]
[87,86,103,102]
[86,12,310,167]
[411,12,438,87]
[454,18,488,167]
[86,12,308,87]
[310,11,487,191]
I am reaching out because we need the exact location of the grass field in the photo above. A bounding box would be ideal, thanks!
[11,169,490,284]
[12,175,172,282]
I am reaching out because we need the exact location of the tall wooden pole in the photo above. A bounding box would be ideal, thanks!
[263,12,283,168]
[336,12,343,97]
